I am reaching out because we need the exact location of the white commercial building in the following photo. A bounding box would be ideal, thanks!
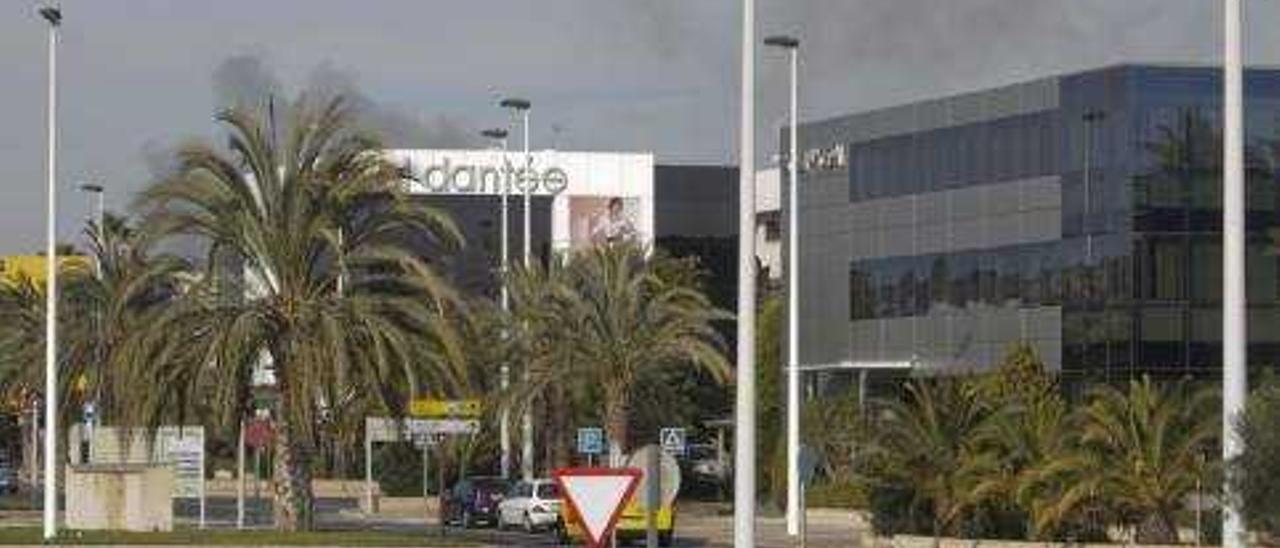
[388,149,656,251]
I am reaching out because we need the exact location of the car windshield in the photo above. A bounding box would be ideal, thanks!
[537,483,559,498]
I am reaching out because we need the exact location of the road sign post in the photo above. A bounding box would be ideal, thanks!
[553,468,642,548]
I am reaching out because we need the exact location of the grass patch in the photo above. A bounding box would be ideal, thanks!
[0,527,481,546]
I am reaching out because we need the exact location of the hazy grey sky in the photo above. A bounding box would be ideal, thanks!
[2,0,1278,253]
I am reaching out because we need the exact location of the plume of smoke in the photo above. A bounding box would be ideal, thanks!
[209,54,478,149]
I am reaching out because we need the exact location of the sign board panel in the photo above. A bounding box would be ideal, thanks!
[366,417,478,443]
[659,427,686,456]
[409,398,481,418]
[553,468,642,548]
[577,427,604,455]
[406,418,479,436]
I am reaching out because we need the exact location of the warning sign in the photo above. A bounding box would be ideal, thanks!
[553,468,642,548]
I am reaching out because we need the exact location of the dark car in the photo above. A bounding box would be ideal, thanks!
[442,476,509,528]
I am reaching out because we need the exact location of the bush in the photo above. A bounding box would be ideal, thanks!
[1232,374,1280,540]
[867,484,932,536]
[804,479,867,509]
[375,442,424,497]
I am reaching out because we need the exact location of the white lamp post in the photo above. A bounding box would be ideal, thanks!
[1222,0,1247,546]
[482,127,513,480]
[500,97,535,481]
[764,33,801,538]
[735,0,758,545]
[37,4,61,541]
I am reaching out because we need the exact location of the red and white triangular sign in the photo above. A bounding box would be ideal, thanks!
[553,467,642,547]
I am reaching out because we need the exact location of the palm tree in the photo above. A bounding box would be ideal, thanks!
[973,389,1078,540]
[1036,377,1217,544]
[511,243,729,465]
[126,95,464,530]
[866,377,989,541]
[0,255,100,492]
[75,214,191,424]
[1087,377,1216,543]
[965,345,1077,540]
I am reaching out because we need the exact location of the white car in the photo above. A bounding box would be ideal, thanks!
[496,479,562,532]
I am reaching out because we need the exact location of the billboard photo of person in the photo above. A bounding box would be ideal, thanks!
[570,196,640,250]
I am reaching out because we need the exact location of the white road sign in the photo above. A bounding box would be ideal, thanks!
[553,468,642,548]
[660,427,686,456]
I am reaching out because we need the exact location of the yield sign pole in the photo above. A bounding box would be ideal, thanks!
[553,468,643,548]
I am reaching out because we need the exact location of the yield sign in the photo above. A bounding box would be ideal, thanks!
[553,467,642,547]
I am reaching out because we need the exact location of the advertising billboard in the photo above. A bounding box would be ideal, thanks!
[569,196,641,249]
[388,149,655,253]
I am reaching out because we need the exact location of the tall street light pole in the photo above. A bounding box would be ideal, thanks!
[38,5,61,541]
[1222,0,1246,546]
[481,127,513,480]
[764,33,801,538]
[501,97,534,481]
[76,182,104,446]
[735,0,758,545]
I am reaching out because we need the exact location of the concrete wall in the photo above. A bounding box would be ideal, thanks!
[66,464,173,532]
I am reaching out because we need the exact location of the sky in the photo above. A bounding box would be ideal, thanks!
[3,0,1280,253]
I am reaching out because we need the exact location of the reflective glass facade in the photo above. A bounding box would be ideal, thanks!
[797,65,1280,383]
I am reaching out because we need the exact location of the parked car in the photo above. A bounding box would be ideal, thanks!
[441,476,508,528]
[687,444,727,483]
[0,465,16,495]
[496,479,561,532]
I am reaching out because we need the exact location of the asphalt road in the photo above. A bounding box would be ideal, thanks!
[0,496,861,547]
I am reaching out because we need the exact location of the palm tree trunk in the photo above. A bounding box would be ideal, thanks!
[604,385,629,466]
[270,349,314,531]
[271,419,314,531]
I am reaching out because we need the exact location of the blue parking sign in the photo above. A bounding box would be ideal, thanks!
[577,427,604,455]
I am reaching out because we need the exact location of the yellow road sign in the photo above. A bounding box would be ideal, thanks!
[409,398,481,418]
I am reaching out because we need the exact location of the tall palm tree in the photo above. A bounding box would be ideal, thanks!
[76,214,191,423]
[127,95,464,530]
[511,243,729,465]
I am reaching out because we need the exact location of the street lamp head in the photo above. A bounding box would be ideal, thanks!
[499,97,531,111]
[37,6,61,26]
[481,128,509,140]
[763,35,799,49]
[77,183,104,194]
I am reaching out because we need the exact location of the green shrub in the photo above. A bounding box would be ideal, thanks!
[375,442,423,497]
[804,479,867,509]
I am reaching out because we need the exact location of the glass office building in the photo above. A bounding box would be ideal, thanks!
[795,65,1280,386]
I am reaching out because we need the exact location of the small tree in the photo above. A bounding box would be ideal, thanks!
[1232,372,1280,542]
